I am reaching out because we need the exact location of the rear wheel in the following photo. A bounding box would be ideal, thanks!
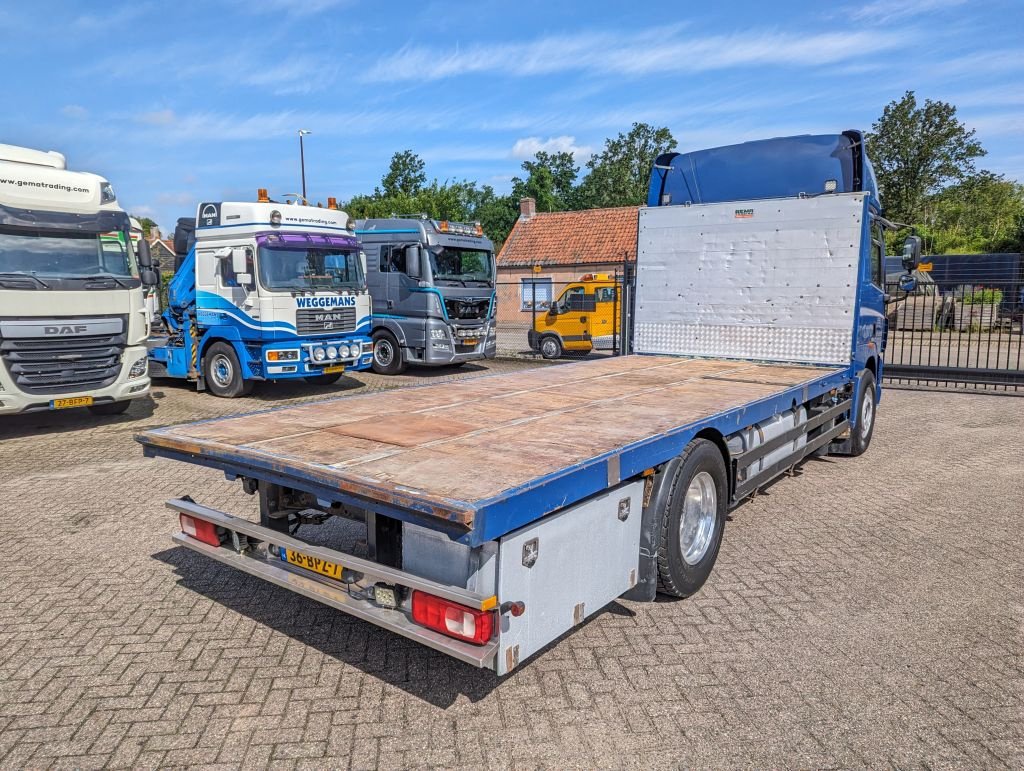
[372,330,406,375]
[849,370,876,456]
[304,373,343,386]
[204,342,253,398]
[656,439,728,598]
[539,335,562,360]
[88,400,131,416]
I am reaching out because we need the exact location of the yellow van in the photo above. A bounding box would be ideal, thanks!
[527,274,621,359]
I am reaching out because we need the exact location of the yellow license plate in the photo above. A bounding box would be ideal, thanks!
[322,364,346,374]
[284,549,343,580]
[50,396,94,410]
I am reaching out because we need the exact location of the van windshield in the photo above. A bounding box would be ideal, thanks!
[429,247,493,287]
[257,245,364,292]
[0,227,138,278]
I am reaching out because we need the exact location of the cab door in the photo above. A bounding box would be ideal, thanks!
[544,284,593,353]
[589,284,619,350]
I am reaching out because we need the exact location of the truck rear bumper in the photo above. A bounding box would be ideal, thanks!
[167,498,499,669]
[0,344,151,415]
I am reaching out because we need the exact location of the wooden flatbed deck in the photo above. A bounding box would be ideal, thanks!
[138,356,844,541]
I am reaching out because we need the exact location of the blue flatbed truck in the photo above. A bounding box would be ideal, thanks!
[137,132,921,673]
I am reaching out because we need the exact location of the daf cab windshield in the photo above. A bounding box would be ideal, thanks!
[429,247,493,287]
[0,226,138,279]
[257,245,365,292]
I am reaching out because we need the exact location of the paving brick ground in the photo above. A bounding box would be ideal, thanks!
[0,363,1021,769]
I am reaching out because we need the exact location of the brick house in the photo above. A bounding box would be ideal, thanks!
[146,227,176,269]
[495,198,638,327]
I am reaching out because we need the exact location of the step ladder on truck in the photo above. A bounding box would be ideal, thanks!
[137,131,922,673]
[147,192,374,397]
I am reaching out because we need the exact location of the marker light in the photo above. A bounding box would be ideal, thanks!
[270,210,282,226]
[327,197,338,210]
[179,514,221,547]
[257,188,270,202]
[824,178,838,193]
[346,216,356,230]
[411,591,494,645]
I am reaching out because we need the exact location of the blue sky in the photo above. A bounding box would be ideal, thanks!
[2,0,1022,232]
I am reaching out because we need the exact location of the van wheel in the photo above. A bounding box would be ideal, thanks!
[849,370,876,456]
[372,330,406,375]
[204,342,253,398]
[657,439,728,598]
[88,401,131,416]
[539,335,562,359]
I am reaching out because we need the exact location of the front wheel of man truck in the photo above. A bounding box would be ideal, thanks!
[371,330,406,376]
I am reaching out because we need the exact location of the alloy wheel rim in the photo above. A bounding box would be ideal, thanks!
[679,471,717,565]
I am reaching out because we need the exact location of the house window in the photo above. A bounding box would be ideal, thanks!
[520,277,552,311]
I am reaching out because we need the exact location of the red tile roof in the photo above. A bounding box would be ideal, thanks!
[497,206,638,267]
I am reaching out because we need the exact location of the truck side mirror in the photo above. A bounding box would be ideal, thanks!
[137,238,153,269]
[548,302,559,316]
[405,245,422,280]
[141,268,160,287]
[898,274,917,294]
[236,273,253,287]
[231,248,249,275]
[901,235,922,271]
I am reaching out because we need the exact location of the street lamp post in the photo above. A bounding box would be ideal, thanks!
[298,129,311,202]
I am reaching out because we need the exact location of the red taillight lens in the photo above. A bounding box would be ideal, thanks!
[411,591,494,645]
[179,514,221,547]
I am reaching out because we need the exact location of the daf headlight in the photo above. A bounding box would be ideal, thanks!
[326,346,338,359]
[312,347,326,362]
[128,356,148,379]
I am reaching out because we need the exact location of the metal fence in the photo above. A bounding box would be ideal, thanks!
[884,265,1024,393]
[494,265,634,359]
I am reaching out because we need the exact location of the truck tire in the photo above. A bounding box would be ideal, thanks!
[305,373,342,386]
[88,400,131,416]
[371,330,406,375]
[656,439,728,598]
[204,342,253,398]
[539,335,562,360]
[849,370,876,456]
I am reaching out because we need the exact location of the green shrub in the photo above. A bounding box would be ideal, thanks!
[961,287,1003,305]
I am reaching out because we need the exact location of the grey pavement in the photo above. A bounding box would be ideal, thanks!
[0,362,1021,769]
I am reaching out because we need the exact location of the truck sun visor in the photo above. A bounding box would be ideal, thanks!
[0,204,130,233]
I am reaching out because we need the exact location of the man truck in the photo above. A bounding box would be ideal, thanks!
[0,143,157,416]
[138,131,921,673]
[355,216,497,374]
[147,194,373,397]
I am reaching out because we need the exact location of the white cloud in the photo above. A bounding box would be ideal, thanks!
[138,110,177,126]
[510,136,592,160]
[61,105,88,120]
[364,28,909,83]
[850,0,965,23]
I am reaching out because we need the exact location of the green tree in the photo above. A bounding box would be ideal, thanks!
[510,151,580,212]
[866,91,986,223]
[576,122,677,208]
[381,150,427,198]
[131,215,158,238]
[920,171,1024,254]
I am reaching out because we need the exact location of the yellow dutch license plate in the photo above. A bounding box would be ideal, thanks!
[50,396,94,410]
[284,549,343,580]
[322,364,346,374]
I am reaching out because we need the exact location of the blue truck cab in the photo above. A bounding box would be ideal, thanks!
[148,196,373,397]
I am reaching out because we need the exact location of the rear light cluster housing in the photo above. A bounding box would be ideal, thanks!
[411,591,494,645]
[179,514,222,547]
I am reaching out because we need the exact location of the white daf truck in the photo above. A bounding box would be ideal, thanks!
[0,144,158,416]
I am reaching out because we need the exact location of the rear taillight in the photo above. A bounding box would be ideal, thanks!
[411,591,494,645]
[179,514,221,547]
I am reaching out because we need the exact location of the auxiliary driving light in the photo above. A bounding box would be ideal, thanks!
[338,344,350,358]
[326,346,338,359]
[312,347,326,362]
